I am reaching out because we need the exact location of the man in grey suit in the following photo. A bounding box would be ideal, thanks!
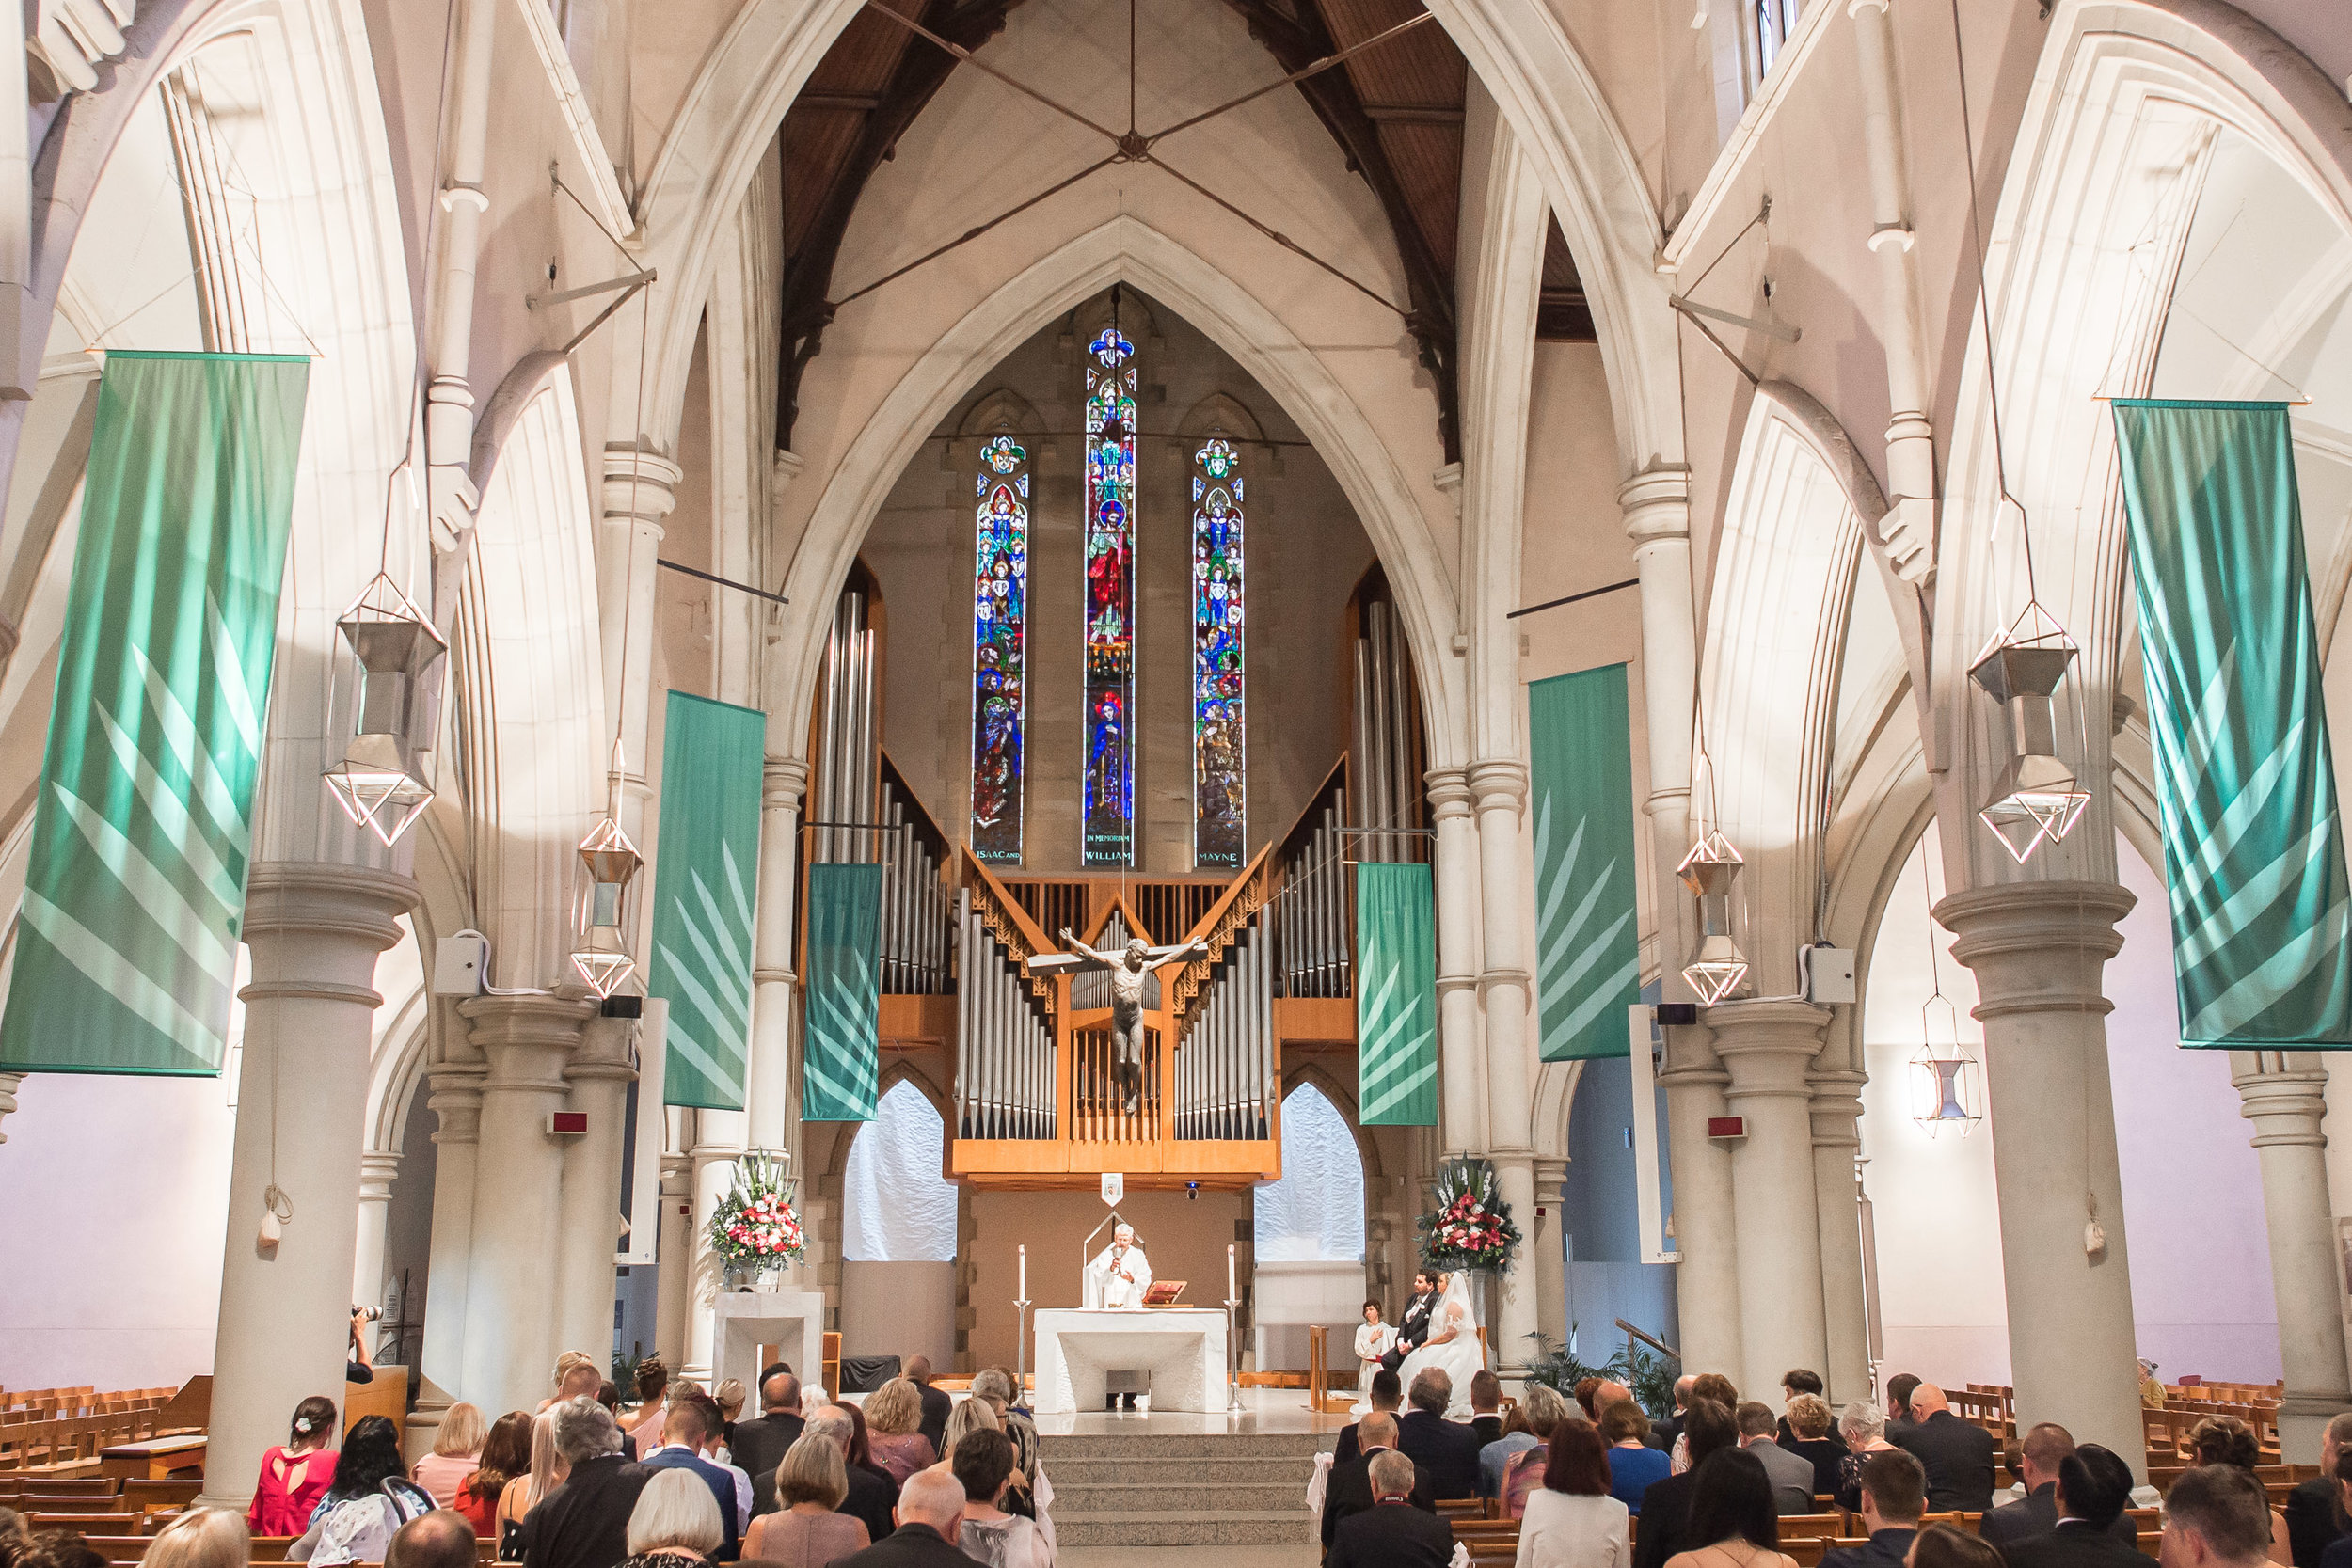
[1737,1402,1823,1514]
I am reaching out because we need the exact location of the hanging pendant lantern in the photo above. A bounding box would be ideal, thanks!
[1969,605,2090,863]
[570,814,644,997]
[322,573,446,846]
[1909,995,1982,1138]
[1677,828,1750,1005]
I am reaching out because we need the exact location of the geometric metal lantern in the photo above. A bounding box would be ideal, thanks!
[1677,828,1750,1006]
[1909,998,1982,1138]
[322,572,446,847]
[1968,608,2090,864]
[570,814,644,997]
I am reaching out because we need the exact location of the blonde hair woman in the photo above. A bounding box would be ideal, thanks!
[542,1352,602,1413]
[412,1402,486,1506]
[623,1468,724,1568]
[863,1380,936,1483]
[498,1411,569,1539]
[742,1435,870,1567]
[926,1398,1000,1474]
[146,1508,249,1568]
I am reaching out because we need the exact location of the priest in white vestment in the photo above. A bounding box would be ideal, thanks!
[1085,1224,1153,1409]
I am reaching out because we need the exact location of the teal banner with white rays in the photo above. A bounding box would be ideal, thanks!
[803,863,881,1121]
[648,691,765,1107]
[1528,664,1643,1059]
[1356,861,1438,1126]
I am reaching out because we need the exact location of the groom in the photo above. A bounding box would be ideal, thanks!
[1383,1271,1438,1373]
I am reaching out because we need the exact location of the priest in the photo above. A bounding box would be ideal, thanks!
[1086,1222,1153,1410]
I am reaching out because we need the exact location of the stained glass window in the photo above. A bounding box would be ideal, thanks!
[1192,438,1246,868]
[971,434,1028,863]
[1083,328,1138,866]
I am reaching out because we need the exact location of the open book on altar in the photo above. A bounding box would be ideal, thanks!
[1142,1280,1186,1306]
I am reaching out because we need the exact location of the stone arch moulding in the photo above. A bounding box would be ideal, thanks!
[767,214,1470,779]
[626,0,1679,489]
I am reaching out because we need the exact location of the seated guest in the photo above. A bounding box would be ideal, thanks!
[144,1508,249,1568]
[925,1400,1000,1477]
[1484,1384,1568,1501]
[1836,1402,1902,1513]
[1914,1524,2007,1568]
[2320,1456,2352,1568]
[1654,1379,1698,1452]
[1981,1424,2136,1549]
[2169,1465,2279,1568]
[1734,1402,1817,1514]
[1327,1451,1455,1568]
[1780,1395,1845,1502]
[1337,1370,1405,1467]
[293,1416,435,1565]
[623,1360,673,1451]
[621,1470,723,1568]
[1575,1380,1606,1422]
[905,1358,953,1459]
[812,1404,899,1546]
[1775,1373,1838,1451]
[833,1471,969,1568]
[1672,1377,1740,1474]
[1603,1401,1670,1513]
[1397,1370,1483,1500]
[1631,1399,1740,1568]
[1661,1449,1795,1568]
[17,1534,105,1568]
[966,1372,1050,1529]
[1883,1375,1922,1440]
[734,1371,805,1518]
[414,1403,488,1507]
[1821,1449,1925,1568]
[385,1513,480,1568]
[862,1382,939,1485]
[951,1430,1051,1568]
[2001,1446,2142,1568]
[504,1412,570,1546]
[1517,1419,1629,1568]
[250,1396,342,1537]
[2187,1417,2294,1565]
[1470,1372,1507,1448]
[542,1354,605,1415]
[643,1398,742,1560]
[1326,1414,1437,1558]
[1892,1386,1995,1512]
[743,1435,869,1567]
[462,1411,533,1538]
[522,1398,654,1568]
[2289,1417,2352,1567]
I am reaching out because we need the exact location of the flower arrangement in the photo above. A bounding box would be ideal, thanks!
[1417,1156,1522,1273]
[708,1150,804,1272]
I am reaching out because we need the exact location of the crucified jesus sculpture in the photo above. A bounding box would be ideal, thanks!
[1046,929,1207,1114]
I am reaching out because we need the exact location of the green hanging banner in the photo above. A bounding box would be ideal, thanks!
[1356,861,1438,1126]
[648,691,765,1107]
[0,352,309,1076]
[2113,399,2352,1047]
[1529,665,1643,1060]
[803,862,882,1122]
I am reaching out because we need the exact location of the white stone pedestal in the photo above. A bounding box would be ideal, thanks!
[713,1290,827,1399]
[1033,1307,1229,1414]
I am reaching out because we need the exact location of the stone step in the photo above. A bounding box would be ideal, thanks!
[1048,1454,1320,1487]
[1051,1478,1308,1512]
[1053,1509,1316,1547]
[1038,1431,1327,1459]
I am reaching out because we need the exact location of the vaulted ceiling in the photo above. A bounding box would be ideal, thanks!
[769,0,1593,459]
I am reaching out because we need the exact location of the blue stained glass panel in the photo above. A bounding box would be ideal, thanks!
[1193,438,1246,867]
[1083,329,1137,865]
[971,435,1028,862]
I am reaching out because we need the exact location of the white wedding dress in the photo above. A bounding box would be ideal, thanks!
[1395,1274,1484,1418]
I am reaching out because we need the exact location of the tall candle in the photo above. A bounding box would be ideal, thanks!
[1019,1244,1027,1301]
[1227,1243,1236,1301]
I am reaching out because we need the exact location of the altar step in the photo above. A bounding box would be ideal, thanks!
[1041,1431,1326,1546]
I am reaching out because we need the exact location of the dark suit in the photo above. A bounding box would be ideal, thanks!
[837,1462,899,1547]
[1822,1528,1918,1568]
[834,1521,975,1568]
[1397,1411,1484,1500]
[2319,1536,2352,1568]
[1471,1415,1504,1449]
[1651,1410,1687,1454]
[644,1447,743,1560]
[1979,1485,2137,1550]
[914,1384,952,1457]
[1326,1499,1456,1568]
[1322,1446,1438,1555]
[1631,1471,1700,1568]
[1336,1415,1401,1469]
[2288,1477,2346,1567]
[1894,1411,1997,1511]
[733,1412,805,1517]
[2001,1520,2153,1568]
[520,1453,653,1568]
[1384,1294,1438,1371]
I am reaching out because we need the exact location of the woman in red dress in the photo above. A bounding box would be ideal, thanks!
[247,1396,340,1537]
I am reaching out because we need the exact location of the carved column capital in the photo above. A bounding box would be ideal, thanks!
[603,444,685,532]
[1618,465,1692,546]
[764,756,809,806]
[427,1065,487,1145]
[1468,759,1528,814]
[357,1150,403,1204]
[1936,881,2134,1021]
[1709,999,1835,1104]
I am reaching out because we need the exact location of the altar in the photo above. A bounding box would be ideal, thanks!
[712,1289,828,1399]
[1032,1307,1229,1414]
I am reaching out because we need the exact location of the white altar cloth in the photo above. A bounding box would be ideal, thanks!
[1032,1308,1229,1414]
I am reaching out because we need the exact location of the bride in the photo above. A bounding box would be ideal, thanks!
[1394,1271,1483,1418]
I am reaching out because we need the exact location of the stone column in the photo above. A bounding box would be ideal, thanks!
[684,1109,747,1383]
[654,1132,692,1369]
[1659,1040,1742,1389]
[1427,768,1486,1155]
[199,864,411,1510]
[2232,1051,2352,1460]
[1939,881,2145,1474]
[409,1057,484,1455]
[1710,1000,1831,1402]
[1808,1069,1872,1404]
[458,992,597,1418]
[352,1150,402,1313]
[1470,760,1537,1373]
[746,757,807,1154]
[601,446,682,844]
[1534,1158,1568,1354]
[553,1014,636,1366]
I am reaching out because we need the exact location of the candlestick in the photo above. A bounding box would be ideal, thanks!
[1019,1244,1027,1301]
[1227,1242,1236,1301]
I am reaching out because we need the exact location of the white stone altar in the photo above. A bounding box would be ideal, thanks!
[712,1289,828,1399]
[1032,1307,1230,1414]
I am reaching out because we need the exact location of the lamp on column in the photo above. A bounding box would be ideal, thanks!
[572,814,644,997]
[322,573,446,845]
[1677,829,1750,1005]
[1968,605,2090,863]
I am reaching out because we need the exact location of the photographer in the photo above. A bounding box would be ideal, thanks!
[350,1307,378,1386]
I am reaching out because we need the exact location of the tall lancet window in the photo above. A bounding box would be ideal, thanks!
[1083,326,1138,866]
[971,435,1029,863]
[1192,438,1246,868]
